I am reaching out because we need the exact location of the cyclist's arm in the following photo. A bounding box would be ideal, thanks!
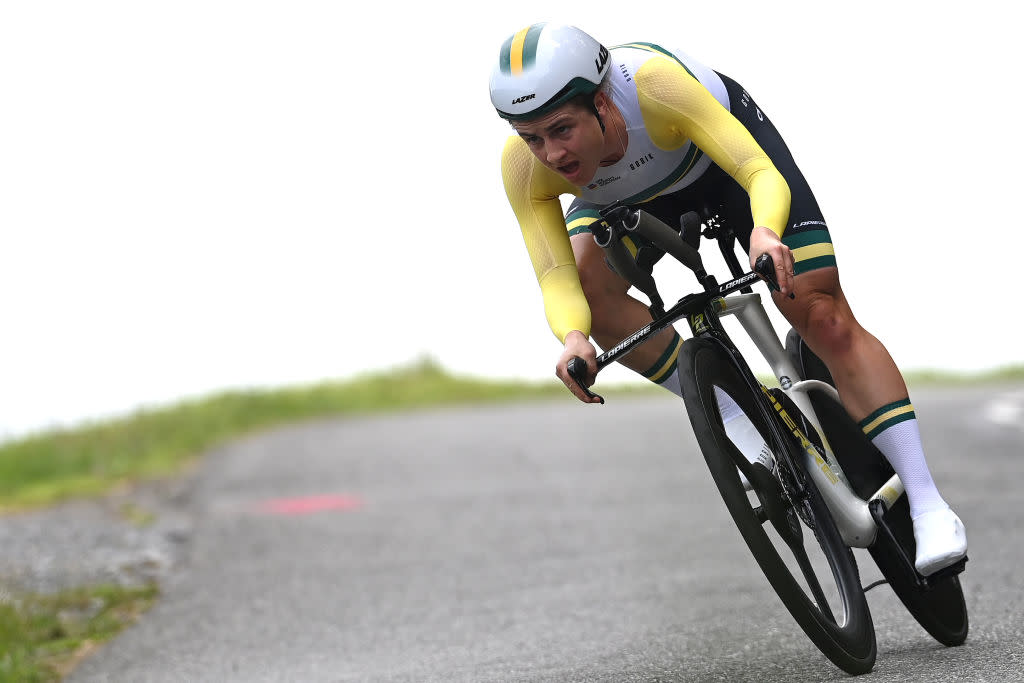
[501,136,591,342]
[634,56,792,238]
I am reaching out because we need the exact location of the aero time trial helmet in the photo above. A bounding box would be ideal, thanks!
[489,23,610,121]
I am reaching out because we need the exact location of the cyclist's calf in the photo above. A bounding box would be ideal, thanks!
[775,267,909,421]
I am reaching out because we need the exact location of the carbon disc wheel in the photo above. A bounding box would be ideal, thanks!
[680,338,876,675]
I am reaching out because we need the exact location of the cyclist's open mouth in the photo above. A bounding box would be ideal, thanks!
[558,161,581,180]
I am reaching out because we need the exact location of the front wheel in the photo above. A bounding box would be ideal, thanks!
[680,338,876,674]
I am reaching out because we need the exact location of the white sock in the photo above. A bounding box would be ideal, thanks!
[871,419,947,519]
[861,400,947,519]
[715,386,774,469]
[657,367,683,398]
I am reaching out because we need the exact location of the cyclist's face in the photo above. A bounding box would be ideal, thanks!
[511,100,607,185]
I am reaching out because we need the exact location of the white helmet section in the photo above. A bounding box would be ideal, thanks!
[489,23,610,121]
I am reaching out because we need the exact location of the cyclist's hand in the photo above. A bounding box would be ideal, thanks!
[556,330,601,403]
[749,226,795,296]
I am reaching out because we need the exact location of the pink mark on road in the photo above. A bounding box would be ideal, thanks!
[259,494,363,516]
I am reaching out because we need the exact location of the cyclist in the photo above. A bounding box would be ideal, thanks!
[489,23,966,576]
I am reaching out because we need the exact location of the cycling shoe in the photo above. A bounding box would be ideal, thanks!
[913,506,967,576]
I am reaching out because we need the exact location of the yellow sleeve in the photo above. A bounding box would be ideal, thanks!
[635,57,791,238]
[500,136,591,343]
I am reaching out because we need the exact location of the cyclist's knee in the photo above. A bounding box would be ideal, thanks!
[780,269,863,360]
[800,292,858,358]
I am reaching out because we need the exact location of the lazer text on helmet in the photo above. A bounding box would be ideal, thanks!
[595,46,609,74]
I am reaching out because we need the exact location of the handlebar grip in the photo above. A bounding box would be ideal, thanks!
[567,356,605,404]
[754,253,796,299]
[754,254,779,291]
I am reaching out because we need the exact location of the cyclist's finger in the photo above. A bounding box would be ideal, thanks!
[574,369,601,401]
[773,246,795,295]
[773,254,790,293]
[784,247,797,294]
[565,367,603,403]
[565,376,598,403]
[557,363,590,402]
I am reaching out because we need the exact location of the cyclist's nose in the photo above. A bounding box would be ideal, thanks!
[546,141,567,165]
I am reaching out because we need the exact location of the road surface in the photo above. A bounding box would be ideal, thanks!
[70,386,1024,682]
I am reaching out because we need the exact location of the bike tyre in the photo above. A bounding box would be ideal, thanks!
[680,337,876,674]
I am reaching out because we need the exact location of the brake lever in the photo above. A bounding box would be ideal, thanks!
[567,356,605,404]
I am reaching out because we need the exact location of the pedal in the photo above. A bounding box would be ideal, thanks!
[926,557,968,582]
[868,499,968,589]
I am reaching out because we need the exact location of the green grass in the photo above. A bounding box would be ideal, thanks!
[905,364,1024,386]
[0,583,157,682]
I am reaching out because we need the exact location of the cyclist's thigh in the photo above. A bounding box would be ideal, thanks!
[569,231,633,298]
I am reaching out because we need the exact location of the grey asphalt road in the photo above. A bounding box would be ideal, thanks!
[70,386,1024,682]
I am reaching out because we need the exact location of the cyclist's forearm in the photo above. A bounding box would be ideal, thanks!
[739,164,791,239]
[539,265,592,342]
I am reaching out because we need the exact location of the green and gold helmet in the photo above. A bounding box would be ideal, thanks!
[489,23,610,121]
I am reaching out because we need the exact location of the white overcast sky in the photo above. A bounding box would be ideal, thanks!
[1,2,1019,438]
